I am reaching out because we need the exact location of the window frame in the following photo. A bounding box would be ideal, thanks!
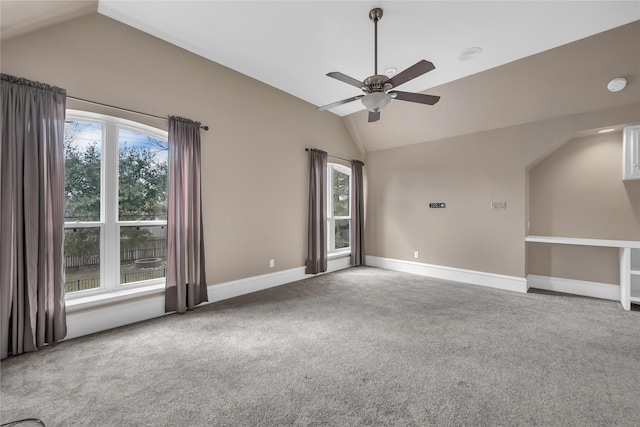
[327,162,352,256]
[64,110,169,300]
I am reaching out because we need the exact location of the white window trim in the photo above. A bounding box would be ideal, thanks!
[327,162,351,256]
[64,110,169,302]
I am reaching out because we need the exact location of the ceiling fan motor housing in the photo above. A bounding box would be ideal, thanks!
[364,75,392,93]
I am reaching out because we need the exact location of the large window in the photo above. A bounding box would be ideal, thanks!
[64,111,168,295]
[327,163,351,254]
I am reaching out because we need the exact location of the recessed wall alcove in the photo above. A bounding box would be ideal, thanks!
[526,129,640,286]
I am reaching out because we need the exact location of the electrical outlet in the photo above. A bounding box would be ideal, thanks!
[269,259,275,268]
[414,251,419,259]
[491,201,507,210]
[429,203,446,208]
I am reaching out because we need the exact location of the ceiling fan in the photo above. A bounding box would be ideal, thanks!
[317,8,440,122]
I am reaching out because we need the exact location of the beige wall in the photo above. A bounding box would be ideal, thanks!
[527,132,640,284]
[1,13,363,284]
[364,105,640,279]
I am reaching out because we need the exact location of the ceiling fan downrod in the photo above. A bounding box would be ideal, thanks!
[370,8,383,76]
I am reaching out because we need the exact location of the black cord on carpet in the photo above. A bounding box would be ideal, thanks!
[0,419,45,426]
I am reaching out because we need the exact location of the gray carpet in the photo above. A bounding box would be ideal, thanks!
[1,267,639,426]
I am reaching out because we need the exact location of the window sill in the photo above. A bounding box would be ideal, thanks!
[66,282,165,314]
[328,250,351,259]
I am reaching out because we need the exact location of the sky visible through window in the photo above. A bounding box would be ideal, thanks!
[119,127,168,163]
[65,121,167,162]
[64,121,101,151]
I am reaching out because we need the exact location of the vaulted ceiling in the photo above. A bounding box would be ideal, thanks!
[2,1,639,152]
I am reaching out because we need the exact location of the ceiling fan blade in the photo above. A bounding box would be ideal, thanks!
[317,95,364,111]
[327,72,365,89]
[387,60,435,88]
[368,111,380,122]
[391,91,440,105]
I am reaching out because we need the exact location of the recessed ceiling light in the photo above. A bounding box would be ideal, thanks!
[384,67,397,76]
[607,77,627,92]
[458,47,482,61]
[598,128,616,134]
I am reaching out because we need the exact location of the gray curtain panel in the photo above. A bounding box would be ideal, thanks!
[305,149,328,274]
[165,116,208,313]
[0,74,67,359]
[351,160,365,266]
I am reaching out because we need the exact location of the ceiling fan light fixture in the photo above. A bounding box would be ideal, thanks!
[362,92,392,112]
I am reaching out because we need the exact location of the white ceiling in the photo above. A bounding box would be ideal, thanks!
[94,1,640,117]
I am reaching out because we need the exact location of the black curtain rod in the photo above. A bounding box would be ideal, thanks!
[305,148,362,164]
[67,96,209,131]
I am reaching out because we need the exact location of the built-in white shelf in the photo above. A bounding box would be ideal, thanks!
[525,236,640,310]
[525,235,640,249]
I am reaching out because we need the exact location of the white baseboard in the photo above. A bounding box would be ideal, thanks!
[526,274,619,301]
[65,256,352,340]
[208,255,351,302]
[365,255,528,293]
[65,294,166,340]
